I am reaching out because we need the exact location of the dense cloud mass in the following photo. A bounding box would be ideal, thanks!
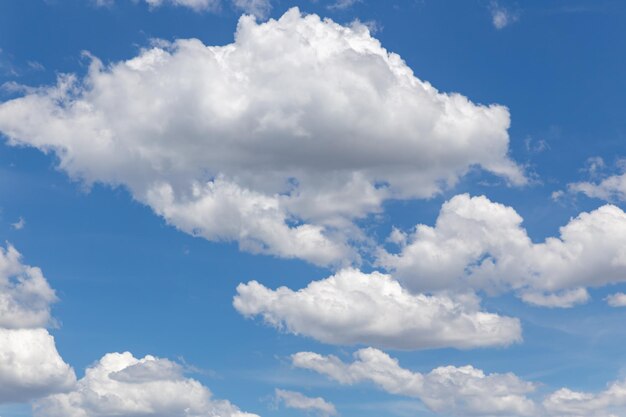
[234,268,521,349]
[0,329,76,404]
[292,348,537,417]
[378,193,626,307]
[34,352,259,417]
[0,245,76,404]
[0,8,523,266]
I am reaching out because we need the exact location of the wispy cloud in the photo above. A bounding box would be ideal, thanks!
[489,1,519,29]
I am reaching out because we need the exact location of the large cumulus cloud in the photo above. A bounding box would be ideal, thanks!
[0,8,524,265]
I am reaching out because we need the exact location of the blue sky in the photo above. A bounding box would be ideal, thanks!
[1,1,626,416]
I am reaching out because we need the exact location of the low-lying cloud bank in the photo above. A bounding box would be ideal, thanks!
[294,347,626,417]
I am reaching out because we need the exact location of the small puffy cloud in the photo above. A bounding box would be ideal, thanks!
[33,352,259,417]
[292,348,537,417]
[543,380,626,417]
[275,389,337,417]
[234,268,521,350]
[605,292,626,307]
[0,329,76,404]
[377,194,626,307]
[0,8,524,266]
[11,216,25,230]
[489,1,518,29]
[0,244,76,404]
[568,172,626,202]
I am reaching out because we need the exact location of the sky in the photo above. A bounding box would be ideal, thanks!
[0,0,626,416]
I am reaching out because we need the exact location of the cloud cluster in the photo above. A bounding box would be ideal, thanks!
[0,8,523,266]
[234,268,521,349]
[34,352,260,417]
[0,244,256,416]
[0,245,76,404]
[275,389,337,417]
[292,348,537,417]
[378,193,626,307]
[294,348,626,417]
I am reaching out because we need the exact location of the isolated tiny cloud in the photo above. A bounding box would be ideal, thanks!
[0,245,76,404]
[11,216,25,230]
[605,292,626,307]
[489,1,519,29]
[0,8,524,267]
[327,0,361,10]
[33,352,259,417]
[234,268,521,350]
[377,193,626,307]
[275,389,337,417]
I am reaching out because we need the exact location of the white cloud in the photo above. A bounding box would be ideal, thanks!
[294,347,626,417]
[0,8,524,266]
[0,245,76,404]
[489,1,518,29]
[0,244,57,330]
[34,352,259,417]
[605,292,626,307]
[0,245,254,414]
[377,193,626,307]
[292,348,537,417]
[568,172,626,202]
[0,329,76,404]
[11,216,25,230]
[543,380,626,417]
[234,268,521,350]
[275,389,337,417]
[327,0,361,10]
[143,0,221,12]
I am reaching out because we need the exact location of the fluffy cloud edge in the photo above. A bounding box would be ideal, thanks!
[33,351,259,417]
[234,268,521,350]
[0,8,524,267]
[377,193,626,308]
